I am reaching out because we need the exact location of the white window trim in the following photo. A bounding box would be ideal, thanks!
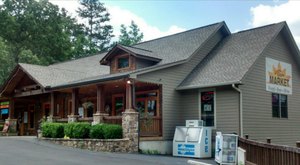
[198,88,216,129]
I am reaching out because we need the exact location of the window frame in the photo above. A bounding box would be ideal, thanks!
[272,93,288,118]
[116,55,130,70]
[199,88,216,128]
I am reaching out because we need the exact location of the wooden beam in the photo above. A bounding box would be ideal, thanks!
[125,80,133,110]
[13,89,45,97]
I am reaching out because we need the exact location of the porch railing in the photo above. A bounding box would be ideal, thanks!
[103,116,122,125]
[140,117,162,137]
[103,116,162,137]
[239,137,300,165]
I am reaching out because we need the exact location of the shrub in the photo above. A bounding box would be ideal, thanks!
[64,122,91,139]
[0,124,4,131]
[102,124,122,139]
[89,124,105,139]
[42,122,64,138]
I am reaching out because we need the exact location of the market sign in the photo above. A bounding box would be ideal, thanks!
[266,57,292,95]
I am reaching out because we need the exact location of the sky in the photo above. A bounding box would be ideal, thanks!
[48,0,300,48]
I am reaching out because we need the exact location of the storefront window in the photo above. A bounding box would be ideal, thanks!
[272,93,288,118]
[200,91,215,127]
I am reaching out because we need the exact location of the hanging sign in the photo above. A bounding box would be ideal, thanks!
[266,57,292,95]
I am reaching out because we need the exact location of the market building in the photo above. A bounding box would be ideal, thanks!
[1,21,300,153]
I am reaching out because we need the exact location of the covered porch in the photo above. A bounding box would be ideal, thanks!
[6,78,162,137]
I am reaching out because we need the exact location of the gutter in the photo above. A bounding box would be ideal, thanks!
[232,84,243,137]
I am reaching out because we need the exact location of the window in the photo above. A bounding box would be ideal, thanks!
[136,90,159,117]
[272,93,288,118]
[200,91,215,127]
[117,57,129,69]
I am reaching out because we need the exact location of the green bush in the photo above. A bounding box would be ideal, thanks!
[102,124,122,139]
[64,122,91,139]
[41,122,64,138]
[89,124,105,139]
[0,124,4,131]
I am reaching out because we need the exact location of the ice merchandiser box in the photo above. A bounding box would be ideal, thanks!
[215,132,238,165]
[173,120,212,158]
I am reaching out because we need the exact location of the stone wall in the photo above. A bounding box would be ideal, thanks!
[40,138,135,153]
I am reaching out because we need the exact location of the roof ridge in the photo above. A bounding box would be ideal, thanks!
[123,45,153,53]
[50,53,106,66]
[234,21,286,34]
[132,21,225,46]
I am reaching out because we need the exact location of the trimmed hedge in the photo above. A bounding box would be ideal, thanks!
[102,124,122,139]
[42,122,64,138]
[89,124,105,139]
[90,124,122,139]
[41,122,122,139]
[64,122,91,139]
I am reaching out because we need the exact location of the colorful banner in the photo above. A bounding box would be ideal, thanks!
[266,57,292,95]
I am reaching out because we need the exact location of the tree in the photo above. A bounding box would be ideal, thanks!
[118,21,143,46]
[0,37,14,85]
[0,0,84,64]
[77,0,114,53]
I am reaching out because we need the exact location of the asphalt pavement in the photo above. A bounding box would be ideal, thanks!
[0,136,216,165]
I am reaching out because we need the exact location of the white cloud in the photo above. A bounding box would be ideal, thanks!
[49,0,185,42]
[250,0,300,48]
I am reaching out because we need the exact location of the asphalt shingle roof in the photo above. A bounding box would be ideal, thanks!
[16,22,224,89]
[19,53,110,87]
[177,22,285,90]
[131,22,224,65]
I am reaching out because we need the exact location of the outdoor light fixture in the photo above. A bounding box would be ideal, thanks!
[127,80,132,84]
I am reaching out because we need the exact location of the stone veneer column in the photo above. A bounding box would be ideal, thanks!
[122,110,139,153]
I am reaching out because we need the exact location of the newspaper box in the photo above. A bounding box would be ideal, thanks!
[215,132,238,164]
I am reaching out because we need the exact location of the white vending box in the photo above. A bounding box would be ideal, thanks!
[173,120,212,158]
[215,132,238,165]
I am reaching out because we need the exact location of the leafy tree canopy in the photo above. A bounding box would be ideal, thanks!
[77,0,114,53]
[118,21,144,46]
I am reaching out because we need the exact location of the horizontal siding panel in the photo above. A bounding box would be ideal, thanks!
[241,32,300,147]
[138,31,225,139]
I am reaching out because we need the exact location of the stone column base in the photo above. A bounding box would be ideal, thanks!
[47,115,54,122]
[122,110,139,153]
[68,115,79,123]
[92,113,109,125]
[5,118,17,134]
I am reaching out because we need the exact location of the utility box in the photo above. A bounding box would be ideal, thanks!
[173,120,212,158]
[215,132,238,165]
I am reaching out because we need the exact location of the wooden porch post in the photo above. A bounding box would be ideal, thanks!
[68,88,79,123]
[47,92,55,122]
[96,85,104,113]
[125,79,135,111]
[93,85,108,124]
[71,88,79,115]
[8,98,14,119]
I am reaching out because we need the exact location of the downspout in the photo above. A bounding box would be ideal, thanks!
[232,84,243,137]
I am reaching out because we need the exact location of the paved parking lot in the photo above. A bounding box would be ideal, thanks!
[0,136,216,165]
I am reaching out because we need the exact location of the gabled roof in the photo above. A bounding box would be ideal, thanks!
[101,22,227,66]
[100,44,161,65]
[177,22,288,90]
[0,53,110,95]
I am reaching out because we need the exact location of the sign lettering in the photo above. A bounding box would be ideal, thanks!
[266,58,292,95]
